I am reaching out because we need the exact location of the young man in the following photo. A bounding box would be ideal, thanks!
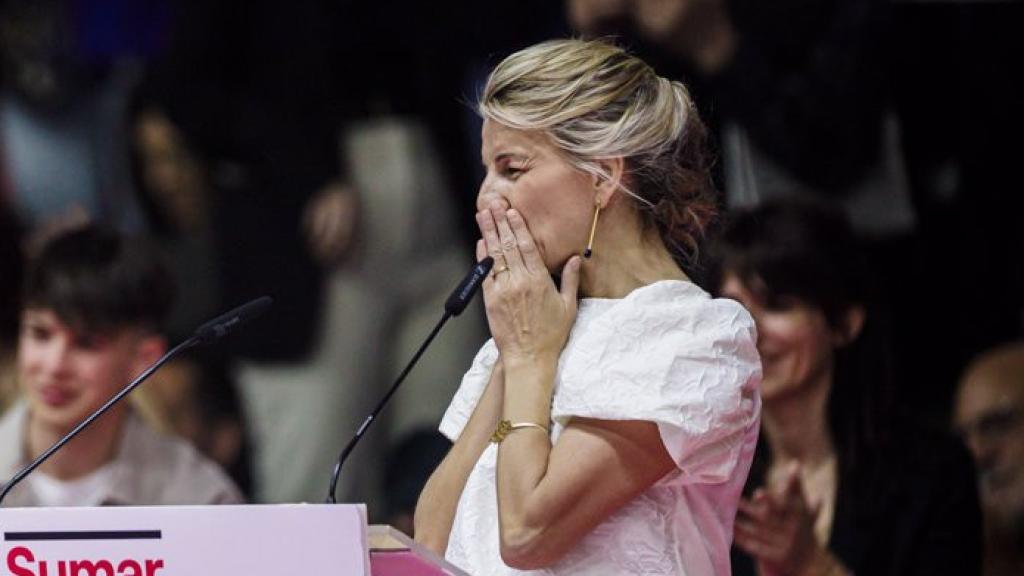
[0,226,242,506]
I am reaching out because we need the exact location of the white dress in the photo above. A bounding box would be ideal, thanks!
[440,280,762,576]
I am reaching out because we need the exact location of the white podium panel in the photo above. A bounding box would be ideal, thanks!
[0,504,369,575]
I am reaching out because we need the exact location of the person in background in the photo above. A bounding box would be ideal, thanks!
[0,0,149,236]
[955,343,1024,576]
[0,225,242,506]
[415,39,761,575]
[129,91,223,343]
[710,200,981,575]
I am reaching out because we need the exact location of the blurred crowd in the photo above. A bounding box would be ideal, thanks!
[0,0,1021,573]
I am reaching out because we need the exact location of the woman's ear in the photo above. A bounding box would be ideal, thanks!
[591,157,626,207]
[832,305,865,348]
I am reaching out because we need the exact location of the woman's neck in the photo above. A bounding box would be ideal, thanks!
[579,226,687,299]
[26,407,126,481]
[762,371,836,468]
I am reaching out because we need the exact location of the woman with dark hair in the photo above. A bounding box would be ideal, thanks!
[710,200,982,576]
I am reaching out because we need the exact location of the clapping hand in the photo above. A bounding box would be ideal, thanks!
[734,463,829,576]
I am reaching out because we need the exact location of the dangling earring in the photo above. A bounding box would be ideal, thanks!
[584,201,601,259]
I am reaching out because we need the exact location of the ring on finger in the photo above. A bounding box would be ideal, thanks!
[491,264,510,279]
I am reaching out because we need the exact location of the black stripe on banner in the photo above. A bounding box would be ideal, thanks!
[4,531,162,541]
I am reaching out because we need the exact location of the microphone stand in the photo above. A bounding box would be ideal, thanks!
[325,257,493,504]
[325,311,451,504]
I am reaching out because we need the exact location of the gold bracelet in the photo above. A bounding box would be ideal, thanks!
[490,419,549,443]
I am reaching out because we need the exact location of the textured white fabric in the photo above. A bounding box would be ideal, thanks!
[439,280,762,575]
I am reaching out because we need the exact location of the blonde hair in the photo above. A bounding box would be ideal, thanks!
[479,38,717,263]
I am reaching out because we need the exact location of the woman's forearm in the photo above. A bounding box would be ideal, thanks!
[414,457,465,555]
[494,356,678,569]
[495,357,558,557]
[414,361,506,554]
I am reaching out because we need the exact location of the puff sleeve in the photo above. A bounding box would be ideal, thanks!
[552,290,761,484]
[439,338,499,442]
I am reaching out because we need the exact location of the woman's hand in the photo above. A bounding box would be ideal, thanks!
[734,463,846,576]
[476,202,581,367]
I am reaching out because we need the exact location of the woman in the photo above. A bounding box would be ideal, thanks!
[710,200,982,575]
[414,39,762,575]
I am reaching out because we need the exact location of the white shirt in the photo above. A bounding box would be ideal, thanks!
[0,402,243,507]
[26,466,119,508]
[440,280,762,576]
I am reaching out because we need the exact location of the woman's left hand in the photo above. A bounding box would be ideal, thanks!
[477,202,581,366]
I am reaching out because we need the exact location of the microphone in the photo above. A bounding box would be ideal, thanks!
[0,297,273,505]
[445,257,493,316]
[195,295,274,344]
[325,257,493,503]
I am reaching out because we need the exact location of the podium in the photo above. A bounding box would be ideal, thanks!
[0,504,467,575]
[367,525,468,576]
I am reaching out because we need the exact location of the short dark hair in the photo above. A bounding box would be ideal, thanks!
[706,199,868,330]
[707,200,893,473]
[23,226,174,335]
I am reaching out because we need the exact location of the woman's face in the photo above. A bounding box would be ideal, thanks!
[720,273,837,401]
[477,119,595,272]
